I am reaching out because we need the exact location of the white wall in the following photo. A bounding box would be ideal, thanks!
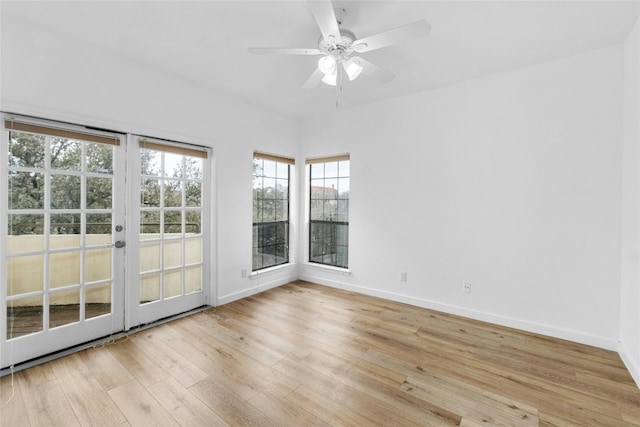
[620,17,640,386]
[0,16,300,305]
[300,46,624,350]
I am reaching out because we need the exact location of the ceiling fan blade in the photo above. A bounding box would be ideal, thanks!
[247,47,323,55]
[307,0,342,45]
[303,68,324,89]
[352,57,395,84]
[351,20,431,53]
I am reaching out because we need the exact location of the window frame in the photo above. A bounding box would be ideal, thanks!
[252,152,293,272]
[307,154,350,269]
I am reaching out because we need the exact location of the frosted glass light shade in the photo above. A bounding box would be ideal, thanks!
[343,58,363,81]
[321,73,337,86]
[318,56,337,75]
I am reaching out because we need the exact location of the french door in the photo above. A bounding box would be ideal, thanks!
[127,136,208,328]
[1,116,209,368]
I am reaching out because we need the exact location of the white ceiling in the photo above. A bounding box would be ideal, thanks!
[2,1,639,119]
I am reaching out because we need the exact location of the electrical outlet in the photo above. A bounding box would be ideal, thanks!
[400,272,407,282]
[463,282,471,293]
[241,268,248,278]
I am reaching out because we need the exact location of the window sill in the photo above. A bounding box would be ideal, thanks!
[250,263,295,279]
[303,262,351,276]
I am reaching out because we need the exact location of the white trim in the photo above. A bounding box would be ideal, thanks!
[218,265,296,305]
[217,281,279,305]
[619,341,640,389]
[300,272,619,351]
[0,114,9,361]
[207,146,217,307]
[287,163,299,268]
[303,262,351,276]
[250,263,295,279]
[124,134,139,330]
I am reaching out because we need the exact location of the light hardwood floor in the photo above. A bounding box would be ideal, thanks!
[1,281,639,426]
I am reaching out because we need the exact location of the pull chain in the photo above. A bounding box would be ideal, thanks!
[335,64,344,110]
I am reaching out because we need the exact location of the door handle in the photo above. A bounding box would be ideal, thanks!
[114,241,126,248]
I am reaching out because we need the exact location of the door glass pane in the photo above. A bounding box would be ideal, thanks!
[164,153,183,177]
[50,174,81,209]
[85,283,111,319]
[8,254,44,296]
[140,273,160,304]
[49,251,81,288]
[185,266,202,293]
[141,149,162,176]
[50,138,81,170]
[50,213,81,249]
[164,179,182,207]
[185,238,201,264]
[186,211,201,234]
[141,211,160,239]
[184,158,203,179]
[185,181,201,207]
[164,211,182,234]
[8,214,44,253]
[9,132,45,168]
[86,142,113,173]
[163,240,182,268]
[50,234,81,250]
[49,289,80,329]
[141,178,161,207]
[86,213,112,246]
[7,295,43,339]
[85,248,111,282]
[140,242,160,272]
[9,171,44,209]
[163,270,182,298]
[87,177,112,209]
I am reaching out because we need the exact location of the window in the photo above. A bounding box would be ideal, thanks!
[253,152,293,271]
[308,155,349,268]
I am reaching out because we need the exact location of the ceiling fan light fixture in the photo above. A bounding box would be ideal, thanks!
[318,55,337,75]
[343,58,363,81]
[321,73,337,86]
[249,3,429,91]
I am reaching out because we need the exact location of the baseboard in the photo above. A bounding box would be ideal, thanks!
[217,270,296,305]
[619,341,640,388]
[217,280,283,305]
[300,272,618,351]
[299,270,350,291]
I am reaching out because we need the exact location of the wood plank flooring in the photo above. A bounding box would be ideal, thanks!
[1,280,639,426]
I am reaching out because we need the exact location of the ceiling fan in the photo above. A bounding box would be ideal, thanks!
[248,0,431,89]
